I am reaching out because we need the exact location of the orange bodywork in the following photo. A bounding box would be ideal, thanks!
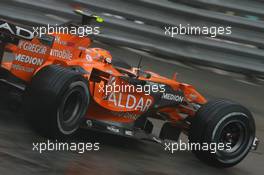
[1,33,207,124]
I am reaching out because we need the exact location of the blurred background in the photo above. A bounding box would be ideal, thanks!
[0,0,263,175]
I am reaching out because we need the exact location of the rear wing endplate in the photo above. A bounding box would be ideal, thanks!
[0,19,54,65]
[0,19,34,41]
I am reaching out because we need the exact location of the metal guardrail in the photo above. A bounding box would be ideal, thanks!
[172,0,264,19]
[132,0,264,46]
[0,0,263,76]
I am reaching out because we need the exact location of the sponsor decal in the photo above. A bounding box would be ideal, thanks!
[84,63,94,67]
[106,126,120,133]
[54,36,75,47]
[54,36,67,45]
[79,46,87,50]
[86,120,93,128]
[106,70,113,74]
[15,54,44,66]
[86,54,92,61]
[108,92,153,112]
[105,57,112,64]
[162,93,184,102]
[12,64,34,73]
[18,41,47,54]
[0,21,34,40]
[125,130,133,136]
[50,49,73,60]
[110,111,140,120]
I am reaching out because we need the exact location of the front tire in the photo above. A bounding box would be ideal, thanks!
[24,65,90,138]
[189,99,255,167]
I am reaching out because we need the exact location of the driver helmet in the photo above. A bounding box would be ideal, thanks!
[86,48,112,64]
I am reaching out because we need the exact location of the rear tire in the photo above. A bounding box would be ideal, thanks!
[24,65,90,138]
[189,99,255,167]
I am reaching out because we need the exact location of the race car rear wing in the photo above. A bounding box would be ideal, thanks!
[0,19,54,66]
[0,19,35,66]
[0,19,34,41]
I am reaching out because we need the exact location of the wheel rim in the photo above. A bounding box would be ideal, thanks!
[62,90,82,123]
[219,120,246,153]
[212,112,253,164]
[57,81,88,135]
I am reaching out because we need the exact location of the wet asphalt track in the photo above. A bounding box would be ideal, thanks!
[0,0,264,174]
[0,42,264,175]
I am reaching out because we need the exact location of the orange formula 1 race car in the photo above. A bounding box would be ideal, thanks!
[0,11,258,167]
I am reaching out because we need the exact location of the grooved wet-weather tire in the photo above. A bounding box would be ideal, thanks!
[189,99,255,168]
[24,65,90,138]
